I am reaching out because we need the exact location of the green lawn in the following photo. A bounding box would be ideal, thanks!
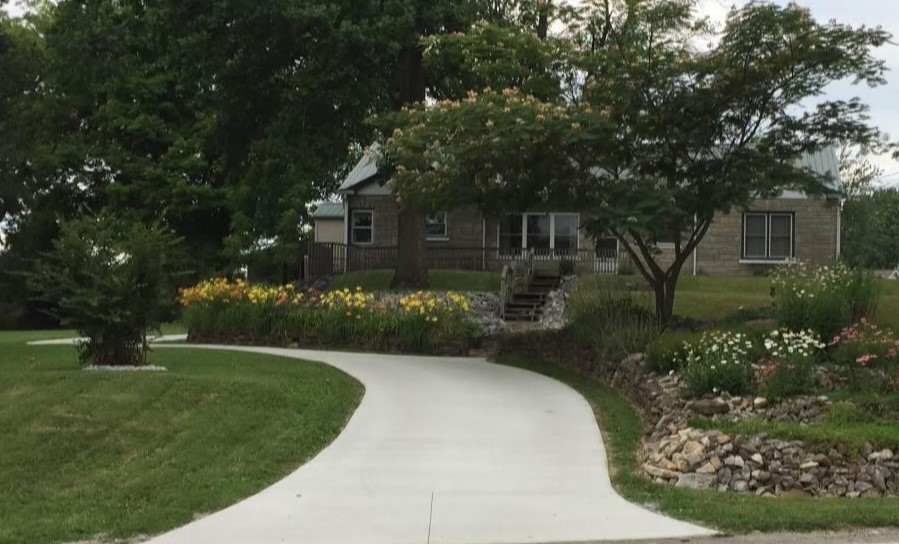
[497,355,899,533]
[329,269,500,292]
[0,331,362,544]
[693,418,899,457]
[581,274,899,329]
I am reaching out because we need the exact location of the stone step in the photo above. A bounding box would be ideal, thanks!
[512,293,547,302]
[503,311,541,322]
[505,304,541,312]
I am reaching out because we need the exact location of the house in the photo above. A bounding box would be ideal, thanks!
[311,202,346,243]
[312,146,843,276]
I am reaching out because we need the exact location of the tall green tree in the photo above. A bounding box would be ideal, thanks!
[0,5,46,222]
[842,188,899,270]
[385,1,892,322]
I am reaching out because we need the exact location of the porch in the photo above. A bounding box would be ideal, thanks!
[303,242,621,279]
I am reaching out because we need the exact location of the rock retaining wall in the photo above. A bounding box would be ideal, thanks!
[513,344,899,498]
[609,354,899,498]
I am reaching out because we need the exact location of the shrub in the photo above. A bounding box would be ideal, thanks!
[179,279,477,353]
[645,331,703,374]
[770,262,880,339]
[29,216,185,366]
[828,319,899,370]
[567,288,660,360]
[827,319,899,393]
[559,259,575,276]
[682,330,755,397]
[759,329,825,398]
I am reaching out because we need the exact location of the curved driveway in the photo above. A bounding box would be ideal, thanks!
[32,340,713,543]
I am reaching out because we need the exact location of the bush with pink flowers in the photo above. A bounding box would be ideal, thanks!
[828,319,899,370]
[828,319,899,392]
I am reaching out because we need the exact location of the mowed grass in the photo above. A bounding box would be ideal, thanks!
[0,331,362,544]
[692,415,899,456]
[581,274,899,329]
[497,355,899,533]
[329,269,500,292]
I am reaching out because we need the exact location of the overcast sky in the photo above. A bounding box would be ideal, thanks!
[4,0,898,182]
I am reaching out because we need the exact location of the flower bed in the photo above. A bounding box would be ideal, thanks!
[179,279,479,354]
[770,262,879,339]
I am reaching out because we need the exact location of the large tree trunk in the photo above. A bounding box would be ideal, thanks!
[392,208,429,288]
[391,42,429,288]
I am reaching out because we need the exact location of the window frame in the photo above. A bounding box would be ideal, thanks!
[425,211,449,241]
[350,209,374,246]
[768,213,794,259]
[497,213,581,253]
[741,211,794,261]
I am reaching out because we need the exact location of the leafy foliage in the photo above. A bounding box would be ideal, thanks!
[770,262,880,339]
[645,330,703,374]
[28,216,186,366]
[180,279,477,353]
[566,288,661,360]
[842,188,899,270]
[385,1,893,322]
[682,330,756,397]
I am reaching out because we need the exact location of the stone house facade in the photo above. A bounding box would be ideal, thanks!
[325,146,843,276]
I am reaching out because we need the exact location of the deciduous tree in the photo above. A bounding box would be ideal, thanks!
[386,1,892,322]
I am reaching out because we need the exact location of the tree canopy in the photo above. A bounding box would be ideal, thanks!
[0,0,895,326]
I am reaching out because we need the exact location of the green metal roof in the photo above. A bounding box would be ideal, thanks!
[312,202,345,219]
[338,143,382,193]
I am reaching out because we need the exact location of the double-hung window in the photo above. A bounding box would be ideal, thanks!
[426,212,448,240]
[351,210,374,245]
[499,213,580,253]
[742,212,793,260]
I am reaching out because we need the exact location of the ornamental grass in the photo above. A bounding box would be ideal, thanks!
[179,279,477,353]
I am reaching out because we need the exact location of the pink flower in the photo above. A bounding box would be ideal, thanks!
[856,353,877,366]
[887,348,898,359]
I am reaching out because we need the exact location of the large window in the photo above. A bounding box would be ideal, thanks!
[351,210,373,245]
[499,213,580,252]
[426,212,448,240]
[554,214,579,251]
[743,212,793,260]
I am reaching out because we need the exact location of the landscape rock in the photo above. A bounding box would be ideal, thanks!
[693,398,730,416]
[676,473,716,489]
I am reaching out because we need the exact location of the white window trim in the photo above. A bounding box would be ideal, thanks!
[350,210,374,245]
[426,212,449,241]
[497,213,580,252]
[742,212,793,261]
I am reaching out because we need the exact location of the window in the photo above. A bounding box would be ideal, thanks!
[769,214,793,258]
[743,214,767,259]
[426,212,448,239]
[351,210,373,245]
[499,215,523,252]
[742,212,793,260]
[554,214,579,251]
[498,213,580,252]
[526,214,551,249]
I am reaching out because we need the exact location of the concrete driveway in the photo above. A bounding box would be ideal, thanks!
[31,340,713,543]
